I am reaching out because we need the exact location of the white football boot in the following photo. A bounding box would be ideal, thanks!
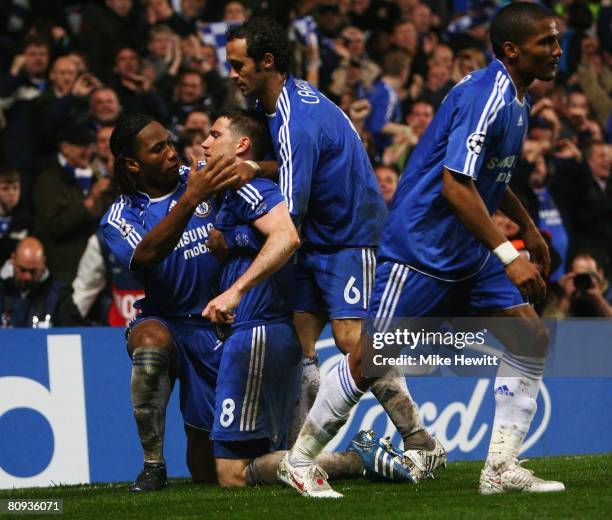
[479,458,566,495]
[277,453,343,499]
[402,437,448,480]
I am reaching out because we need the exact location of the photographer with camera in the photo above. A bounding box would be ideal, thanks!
[545,251,612,318]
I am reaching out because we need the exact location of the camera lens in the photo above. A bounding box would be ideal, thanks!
[574,273,593,292]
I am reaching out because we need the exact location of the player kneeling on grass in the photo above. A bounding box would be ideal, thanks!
[200,109,303,486]
[101,113,262,492]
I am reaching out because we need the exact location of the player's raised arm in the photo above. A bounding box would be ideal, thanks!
[203,200,300,323]
[441,168,546,300]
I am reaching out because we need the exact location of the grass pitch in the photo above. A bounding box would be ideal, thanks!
[1,454,610,519]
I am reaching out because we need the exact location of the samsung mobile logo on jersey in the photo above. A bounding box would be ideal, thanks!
[293,79,320,104]
[487,155,517,170]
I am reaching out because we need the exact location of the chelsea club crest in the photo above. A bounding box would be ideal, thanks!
[195,200,212,217]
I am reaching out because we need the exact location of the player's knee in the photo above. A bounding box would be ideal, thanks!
[129,321,173,354]
[332,319,362,354]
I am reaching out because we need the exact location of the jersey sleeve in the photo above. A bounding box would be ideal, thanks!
[443,81,506,180]
[277,117,318,226]
[366,83,395,135]
[234,178,286,222]
[99,197,146,271]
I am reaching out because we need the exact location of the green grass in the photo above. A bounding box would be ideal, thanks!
[1,454,610,519]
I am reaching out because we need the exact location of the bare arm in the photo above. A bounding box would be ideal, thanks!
[132,155,236,268]
[441,168,546,300]
[202,202,300,323]
[498,187,550,276]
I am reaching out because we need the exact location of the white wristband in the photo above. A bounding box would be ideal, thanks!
[244,160,261,174]
[493,241,520,266]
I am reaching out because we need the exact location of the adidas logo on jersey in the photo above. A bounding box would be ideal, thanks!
[494,384,514,397]
[517,115,524,126]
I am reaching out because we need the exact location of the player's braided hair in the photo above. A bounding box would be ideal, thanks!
[226,17,290,74]
[217,109,272,161]
[109,113,154,195]
[490,2,552,59]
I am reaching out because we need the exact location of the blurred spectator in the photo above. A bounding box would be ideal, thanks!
[176,127,207,164]
[167,69,219,135]
[451,47,486,83]
[92,125,115,179]
[512,146,571,282]
[288,0,320,87]
[560,90,603,144]
[576,36,612,134]
[0,166,30,266]
[183,109,211,134]
[0,236,82,328]
[144,24,182,83]
[383,99,433,169]
[544,251,612,318]
[90,87,122,127]
[328,26,380,101]
[145,0,194,37]
[571,140,612,260]
[33,123,111,284]
[365,49,412,159]
[419,62,454,111]
[223,1,248,23]
[78,0,148,82]
[72,232,144,326]
[0,35,50,205]
[110,47,168,122]
[375,163,399,207]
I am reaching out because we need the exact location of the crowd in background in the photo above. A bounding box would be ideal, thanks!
[0,0,610,327]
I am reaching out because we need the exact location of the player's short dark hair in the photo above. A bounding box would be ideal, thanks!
[0,165,20,184]
[110,113,155,195]
[490,2,553,59]
[226,17,290,74]
[217,109,272,161]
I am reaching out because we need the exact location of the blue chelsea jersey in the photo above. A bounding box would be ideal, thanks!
[215,177,293,326]
[265,76,387,249]
[100,166,221,317]
[378,59,531,280]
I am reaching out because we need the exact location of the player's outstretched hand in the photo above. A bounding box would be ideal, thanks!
[185,154,237,205]
[202,288,241,324]
[205,228,229,260]
[505,255,547,302]
[522,226,550,277]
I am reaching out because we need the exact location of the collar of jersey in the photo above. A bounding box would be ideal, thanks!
[268,75,292,118]
[132,182,180,206]
[492,59,523,106]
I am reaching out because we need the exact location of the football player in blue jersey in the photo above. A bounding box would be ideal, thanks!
[199,110,303,487]
[101,113,259,492]
[282,2,566,497]
[224,19,445,495]
[200,110,391,491]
